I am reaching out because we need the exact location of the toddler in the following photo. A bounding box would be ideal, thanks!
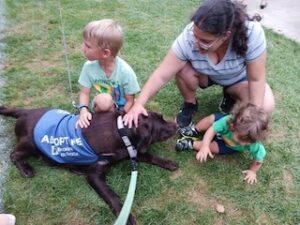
[176,103,270,184]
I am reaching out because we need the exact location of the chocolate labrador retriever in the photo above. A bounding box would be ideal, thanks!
[0,106,178,225]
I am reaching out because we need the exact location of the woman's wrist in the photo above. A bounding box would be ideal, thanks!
[134,99,145,107]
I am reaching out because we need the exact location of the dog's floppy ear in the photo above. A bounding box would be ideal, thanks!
[135,114,152,153]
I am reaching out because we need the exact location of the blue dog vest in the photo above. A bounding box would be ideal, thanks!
[33,109,99,164]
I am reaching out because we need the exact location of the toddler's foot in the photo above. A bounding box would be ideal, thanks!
[175,138,194,152]
[178,125,202,140]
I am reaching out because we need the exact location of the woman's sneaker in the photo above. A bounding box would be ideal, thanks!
[175,138,194,152]
[175,101,198,128]
[178,125,202,140]
[218,92,236,114]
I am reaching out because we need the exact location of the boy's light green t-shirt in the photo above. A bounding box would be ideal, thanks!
[212,115,266,161]
[78,56,140,107]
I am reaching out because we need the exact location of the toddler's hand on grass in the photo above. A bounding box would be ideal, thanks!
[242,170,257,185]
[196,146,213,163]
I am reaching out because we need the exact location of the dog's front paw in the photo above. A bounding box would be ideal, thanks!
[21,169,34,178]
[165,160,178,171]
[15,162,34,178]
[127,214,136,225]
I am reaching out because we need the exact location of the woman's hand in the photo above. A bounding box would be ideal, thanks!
[196,145,214,163]
[242,170,257,185]
[76,109,92,128]
[123,102,148,128]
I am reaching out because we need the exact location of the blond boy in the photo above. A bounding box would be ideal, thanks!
[77,19,140,128]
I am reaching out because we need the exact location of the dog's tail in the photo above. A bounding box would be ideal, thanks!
[0,106,26,118]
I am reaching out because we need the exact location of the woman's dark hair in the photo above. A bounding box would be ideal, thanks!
[191,0,252,56]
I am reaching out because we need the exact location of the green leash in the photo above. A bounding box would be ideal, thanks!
[58,1,78,109]
[113,171,138,225]
[115,116,138,225]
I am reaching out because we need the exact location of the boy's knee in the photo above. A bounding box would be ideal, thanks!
[94,93,115,112]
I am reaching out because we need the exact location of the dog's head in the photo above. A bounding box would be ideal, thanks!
[133,111,178,153]
[84,110,177,157]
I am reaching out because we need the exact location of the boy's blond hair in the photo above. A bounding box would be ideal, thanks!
[83,19,123,57]
[228,103,270,142]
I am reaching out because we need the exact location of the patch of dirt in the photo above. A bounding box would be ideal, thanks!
[185,183,243,220]
[22,97,34,106]
[283,169,294,195]
[221,156,235,164]
[4,23,29,36]
[214,218,225,225]
[24,58,62,76]
[21,84,67,107]
[138,172,252,224]
[267,128,287,144]
[170,168,182,180]
[255,212,272,225]
[57,221,88,225]
[39,84,66,99]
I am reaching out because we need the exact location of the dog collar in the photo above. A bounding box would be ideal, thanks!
[117,116,137,171]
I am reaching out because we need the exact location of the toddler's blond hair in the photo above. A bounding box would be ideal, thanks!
[83,19,123,57]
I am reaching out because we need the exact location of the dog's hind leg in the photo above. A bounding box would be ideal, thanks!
[10,140,38,178]
[86,163,136,225]
[69,165,90,175]
[138,152,178,171]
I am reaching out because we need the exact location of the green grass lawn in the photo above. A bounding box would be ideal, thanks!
[1,0,300,224]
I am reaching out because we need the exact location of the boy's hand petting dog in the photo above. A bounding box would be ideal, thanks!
[196,146,214,163]
[242,170,257,185]
[77,109,92,128]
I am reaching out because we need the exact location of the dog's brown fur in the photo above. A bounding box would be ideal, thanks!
[0,106,178,225]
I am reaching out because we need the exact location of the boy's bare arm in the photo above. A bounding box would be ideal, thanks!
[196,126,215,163]
[242,160,263,184]
[78,86,92,128]
[249,160,263,173]
[79,86,91,106]
[124,95,135,113]
[201,126,216,148]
